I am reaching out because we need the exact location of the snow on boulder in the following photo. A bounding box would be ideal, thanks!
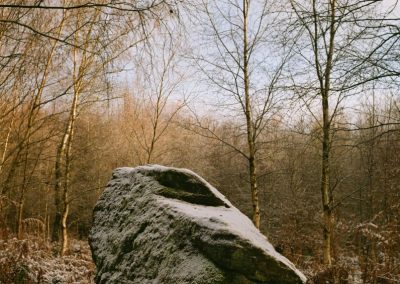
[89,165,307,284]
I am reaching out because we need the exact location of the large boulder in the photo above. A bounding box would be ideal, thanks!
[89,165,307,284]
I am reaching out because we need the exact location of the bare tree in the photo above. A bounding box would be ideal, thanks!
[126,40,186,164]
[51,7,110,255]
[0,1,181,50]
[287,0,399,266]
[186,0,286,229]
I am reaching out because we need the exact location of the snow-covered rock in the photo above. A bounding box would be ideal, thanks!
[89,165,307,284]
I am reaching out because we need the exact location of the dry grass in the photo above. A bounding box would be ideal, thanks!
[0,236,95,284]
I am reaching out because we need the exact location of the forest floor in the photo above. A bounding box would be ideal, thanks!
[0,236,94,284]
[0,235,361,284]
[2,234,394,284]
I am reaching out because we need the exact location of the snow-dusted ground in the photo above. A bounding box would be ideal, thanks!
[0,237,94,283]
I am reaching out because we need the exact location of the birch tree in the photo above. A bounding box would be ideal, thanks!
[287,0,399,266]
[51,7,105,255]
[0,9,65,239]
[187,0,286,229]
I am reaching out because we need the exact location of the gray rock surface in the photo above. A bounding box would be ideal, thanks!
[89,165,307,284]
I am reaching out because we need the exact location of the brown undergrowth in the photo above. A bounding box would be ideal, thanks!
[0,236,94,284]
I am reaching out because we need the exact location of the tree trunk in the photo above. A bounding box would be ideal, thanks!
[16,198,24,239]
[242,0,260,229]
[249,156,260,228]
[321,98,332,266]
[52,28,82,251]
[60,196,69,255]
[52,143,65,242]
[16,18,63,241]
[52,87,79,251]
[44,187,49,241]
[310,0,336,266]
[147,96,160,164]
[60,100,76,256]
[52,10,94,254]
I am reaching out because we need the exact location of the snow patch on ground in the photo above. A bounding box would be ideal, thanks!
[0,237,95,283]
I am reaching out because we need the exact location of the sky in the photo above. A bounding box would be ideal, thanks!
[113,0,400,122]
[382,0,400,15]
